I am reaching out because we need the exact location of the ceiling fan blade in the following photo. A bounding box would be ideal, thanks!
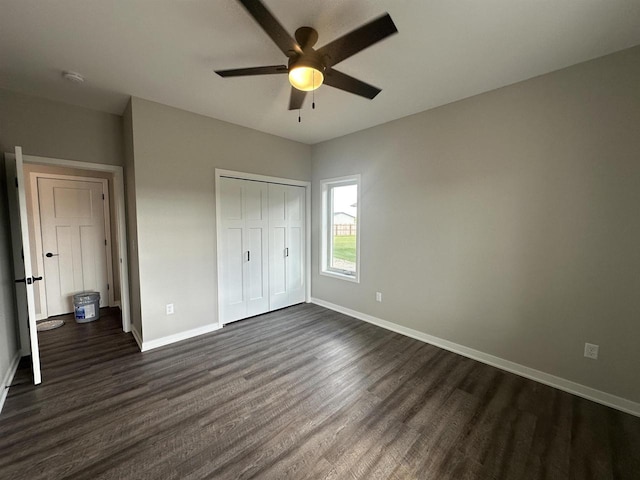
[289,88,307,110]
[317,13,398,67]
[238,0,301,56]
[323,69,381,99]
[215,65,288,77]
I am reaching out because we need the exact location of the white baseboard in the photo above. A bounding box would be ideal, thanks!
[1,352,22,414]
[139,323,222,352]
[310,297,640,418]
[131,326,143,351]
[113,301,121,308]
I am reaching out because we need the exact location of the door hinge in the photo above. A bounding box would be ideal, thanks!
[105,239,107,246]
[102,193,105,200]
[15,177,18,188]
[107,283,110,290]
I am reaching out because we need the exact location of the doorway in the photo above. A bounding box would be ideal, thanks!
[14,153,131,332]
[5,149,132,385]
[32,174,114,317]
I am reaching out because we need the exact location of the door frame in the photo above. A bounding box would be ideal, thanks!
[5,153,131,333]
[30,174,116,317]
[215,169,311,326]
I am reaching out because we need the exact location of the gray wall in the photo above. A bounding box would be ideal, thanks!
[129,97,311,342]
[311,46,640,403]
[0,88,123,166]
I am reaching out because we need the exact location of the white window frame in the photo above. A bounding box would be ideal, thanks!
[320,174,361,283]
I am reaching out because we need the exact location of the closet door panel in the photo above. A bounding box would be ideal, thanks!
[287,225,304,304]
[244,181,269,317]
[269,226,287,309]
[268,184,288,310]
[224,228,245,305]
[244,182,266,221]
[286,186,306,305]
[247,227,267,306]
[219,177,247,323]
[220,178,243,220]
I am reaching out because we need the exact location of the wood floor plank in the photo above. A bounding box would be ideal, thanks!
[1,304,639,479]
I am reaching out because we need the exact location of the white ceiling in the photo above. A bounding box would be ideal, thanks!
[1,0,639,145]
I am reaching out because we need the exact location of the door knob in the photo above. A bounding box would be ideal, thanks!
[45,252,59,258]
[17,277,42,284]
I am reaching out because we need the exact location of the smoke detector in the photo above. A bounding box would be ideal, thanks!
[62,71,84,84]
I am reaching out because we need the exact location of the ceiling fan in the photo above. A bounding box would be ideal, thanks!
[215,0,398,111]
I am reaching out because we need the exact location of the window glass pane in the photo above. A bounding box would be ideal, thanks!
[330,184,357,274]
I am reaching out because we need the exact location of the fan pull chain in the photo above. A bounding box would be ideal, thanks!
[298,109,301,123]
[312,74,316,109]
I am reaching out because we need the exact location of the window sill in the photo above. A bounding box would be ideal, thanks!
[320,269,360,283]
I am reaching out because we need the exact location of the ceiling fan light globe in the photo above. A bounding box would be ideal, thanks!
[289,66,323,91]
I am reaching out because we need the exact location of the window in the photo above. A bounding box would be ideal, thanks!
[321,175,360,282]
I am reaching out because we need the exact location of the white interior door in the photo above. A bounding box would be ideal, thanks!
[5,147,41,384]
[269,184,305,310]
[219,177,269,324]
[38,178,109,316]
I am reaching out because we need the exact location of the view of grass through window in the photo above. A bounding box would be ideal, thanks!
[330,184,357,273]
[333,235,356,262]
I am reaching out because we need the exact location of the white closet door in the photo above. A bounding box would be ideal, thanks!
[219,177,269,324]
[268,184,288,310]
[244,180,269,317]
[285,185,305,305]
[269,184,305,310]
[220,178,245,323]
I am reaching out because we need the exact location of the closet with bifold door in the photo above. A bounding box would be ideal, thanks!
[218,176,306,325]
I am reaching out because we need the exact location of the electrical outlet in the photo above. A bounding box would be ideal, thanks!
[166,303,174,315]
[584,343,599,360]
[376,292,382,302]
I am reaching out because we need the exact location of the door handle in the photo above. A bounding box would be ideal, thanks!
[45,252,59,258]
[17,277,42,285]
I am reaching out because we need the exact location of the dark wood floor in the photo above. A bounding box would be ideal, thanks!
[1,304,638,479]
